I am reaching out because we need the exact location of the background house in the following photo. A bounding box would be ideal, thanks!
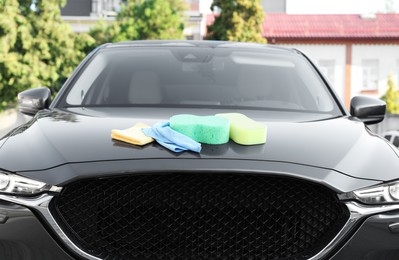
[262,13,399,107]
[260,0,399,107]
[206,0,399,107]
[61,0,213,40]
[60,0,121,33]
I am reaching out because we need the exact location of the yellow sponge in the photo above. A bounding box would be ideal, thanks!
[215,113,267,145]
[111,123,154,146]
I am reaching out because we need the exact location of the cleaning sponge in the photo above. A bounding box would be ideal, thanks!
[215,113,267,145]
[111,123,154,146]
[170,114,230,144]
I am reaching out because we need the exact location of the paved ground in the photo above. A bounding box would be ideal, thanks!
[0,109,29,138]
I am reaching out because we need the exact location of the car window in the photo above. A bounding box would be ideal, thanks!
[393,136,399,147]
[384,135,392,141]
[63,46,341,115]
[66,54,107,105]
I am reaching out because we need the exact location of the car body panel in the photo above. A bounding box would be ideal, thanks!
[16,158,379,193]
[0,202,74,260]
[331,211,399,259]
[0,107,397,185]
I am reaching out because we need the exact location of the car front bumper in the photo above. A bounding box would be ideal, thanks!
[331,210,399,259]
[1,197,399,260]
[0,201,74,260]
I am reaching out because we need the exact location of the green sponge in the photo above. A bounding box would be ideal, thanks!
[170,114,230,144]
[215,113,267,145]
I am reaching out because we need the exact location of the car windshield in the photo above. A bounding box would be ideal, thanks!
[62,45,341,115]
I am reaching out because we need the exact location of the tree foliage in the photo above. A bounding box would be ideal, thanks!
[0,0,93,108]
[384,74,399,114]
[206,0,266,43]
[89,0,186,46]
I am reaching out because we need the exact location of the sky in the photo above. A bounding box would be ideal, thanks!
[286,0,399,14]
[200,0,399,15]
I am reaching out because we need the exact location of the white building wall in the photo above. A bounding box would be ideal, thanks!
[199,0,214,38]
[199,0,213,14]
[279,44,346,100]
[351,45,399,98]
[285,0,399,14]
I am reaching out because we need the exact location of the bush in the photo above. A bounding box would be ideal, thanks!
[384,74,399,114]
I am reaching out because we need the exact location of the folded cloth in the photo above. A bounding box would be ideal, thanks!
[142,122,201,153]
[111,123,154,146]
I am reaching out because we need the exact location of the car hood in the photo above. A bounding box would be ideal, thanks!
[1,108,398,182]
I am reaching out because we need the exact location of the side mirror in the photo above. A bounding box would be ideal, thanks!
[18,87,51,116]
[350,96,386,125]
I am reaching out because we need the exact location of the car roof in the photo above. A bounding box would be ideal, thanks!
[102,40,299,54]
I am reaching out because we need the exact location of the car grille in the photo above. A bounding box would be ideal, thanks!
[50,173,349,260]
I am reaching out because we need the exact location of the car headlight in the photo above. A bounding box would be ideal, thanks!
[0,171,61,195]
[340,181,399,204]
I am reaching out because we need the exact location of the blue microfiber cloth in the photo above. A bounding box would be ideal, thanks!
[142,122,201,153]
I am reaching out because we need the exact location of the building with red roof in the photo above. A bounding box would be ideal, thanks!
[207,13,399,107]
[263,13,399,43]
[263,13,399,107]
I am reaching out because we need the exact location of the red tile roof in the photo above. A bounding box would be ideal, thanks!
[263,13,399,39]
[207,13,399,40]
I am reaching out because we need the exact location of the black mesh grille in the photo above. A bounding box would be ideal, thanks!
[50,173,349,260]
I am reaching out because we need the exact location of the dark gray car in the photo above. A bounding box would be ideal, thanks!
[0,41,396,260]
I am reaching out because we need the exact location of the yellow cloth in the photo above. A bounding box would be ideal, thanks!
[111,123,154,146]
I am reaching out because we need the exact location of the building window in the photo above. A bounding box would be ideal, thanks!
[318,60,335,86]
[186,0,199,11]
[361,59,379,90]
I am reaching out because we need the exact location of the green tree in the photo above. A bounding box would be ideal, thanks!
[385,74,399,114]
[89,0,186,46]
[88,19,118,46]
[0,0,43,108]
[206,0,266,43]
[0,0,93,109]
